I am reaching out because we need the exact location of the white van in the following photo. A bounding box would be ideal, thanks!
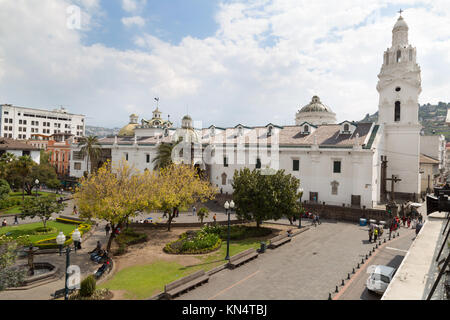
[366,265,396,294]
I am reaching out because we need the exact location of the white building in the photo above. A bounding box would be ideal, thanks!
[0,104,85,140]
[0,138,40,164]
[71,15,425,208]
[420,134,447,181]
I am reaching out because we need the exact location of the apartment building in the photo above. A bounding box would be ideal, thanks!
[0,104,85,140]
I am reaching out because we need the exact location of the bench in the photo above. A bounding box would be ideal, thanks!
[51,288,76,299]
[164,270,209,299]
[268,232,291,249]
[228,248,259,269]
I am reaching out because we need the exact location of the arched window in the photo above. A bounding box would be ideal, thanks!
[304,125,309,133]
[344,124,349,132]
[385,52,389,65]
[396,50,401,63]
[395,101,401,122]
[409,49,413,61]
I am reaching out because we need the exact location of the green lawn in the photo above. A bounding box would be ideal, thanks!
[0,191,56,216]
[0,221,78,243]
[99,238,264,299]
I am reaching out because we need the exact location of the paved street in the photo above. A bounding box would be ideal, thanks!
[336,228,416,300]
[177,220,398,300]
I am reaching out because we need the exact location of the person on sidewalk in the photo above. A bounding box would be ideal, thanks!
[13,215,19,225]
[105,224,111,236]
[213,214,217,225]
[374,227,378,242]
[192,206,196,217]
[369,227,373,243]
[407,217,411,228]
[73,205,78,215]
[2,219,7,227]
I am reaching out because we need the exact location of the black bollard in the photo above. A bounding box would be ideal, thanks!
[369,251,372,256]
[347,273,350,280]
[341,279,345,286]
[379,241,381,245]
[335,286,339,293]
[365,254,368,259]
[352,268,355,274]
[384,238,386,243]
[393,234,396,239]
[376,244,378,249]
[357,263,360,269]
[389,234,391,240]
[328,293,332,300]
[397,232,400,237]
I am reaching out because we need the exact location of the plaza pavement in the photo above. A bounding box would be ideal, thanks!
[177,220,404,300]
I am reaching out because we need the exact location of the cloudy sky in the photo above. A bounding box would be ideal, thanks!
[0,0,449,129]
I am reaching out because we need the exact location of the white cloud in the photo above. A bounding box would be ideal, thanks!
[1,0,450,129]
[121,16,146,28]
[121,0,147,13]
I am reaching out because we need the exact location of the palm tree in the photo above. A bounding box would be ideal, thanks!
[78,136,102,174]
[153,138,182,170]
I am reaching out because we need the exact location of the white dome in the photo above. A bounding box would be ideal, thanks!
[295,96,337,126]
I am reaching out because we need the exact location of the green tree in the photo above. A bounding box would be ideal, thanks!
[197,207,210,224]
[21,195,66,229]
[9,156,35,200]
[78,136,102,174]
[232,168,302,228]
[0,235,28,291]
[152,138,182,170]
[75,160,151,252]
[0,179,11,200]
[153,164,217,231]
[0,153,17,181]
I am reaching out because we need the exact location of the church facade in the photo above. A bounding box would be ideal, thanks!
[70,15,422,208]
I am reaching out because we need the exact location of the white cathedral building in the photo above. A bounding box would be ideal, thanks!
[70,15,423,208]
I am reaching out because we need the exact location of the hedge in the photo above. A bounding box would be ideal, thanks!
[164,230,222,255]
[34,223,92,249]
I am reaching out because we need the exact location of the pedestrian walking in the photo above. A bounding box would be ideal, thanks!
[73,205,78,215]
[13,215,19,225]
[374,228,378,242]
[105,224,111,236]
[401,216,406,227]
[213,214,217,224]
[192,206,196,216]
[2,219,7,227]
[407,217,411,228]
[175,207,179,218]
[369,228,373,242]
[415,222,423,236]
[418,214,423,223]
[162,210,168,218]
[316,213,321,225]
[312,214,317,227]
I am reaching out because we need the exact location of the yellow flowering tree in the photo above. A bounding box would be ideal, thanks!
[152,164,217,231]
[74,160,154,252]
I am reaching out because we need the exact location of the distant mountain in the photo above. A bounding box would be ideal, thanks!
[85,125,120,138]
[360,102,450,140]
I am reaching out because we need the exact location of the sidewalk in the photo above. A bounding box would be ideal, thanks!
[0,214,109,300]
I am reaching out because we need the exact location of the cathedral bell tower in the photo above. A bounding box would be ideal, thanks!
[376,13,421,200]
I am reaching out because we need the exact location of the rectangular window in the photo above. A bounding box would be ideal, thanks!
[146,154,150,163]
[74,162,81,170]
[125,153,128,161]
[224,157,228,167]
[293,159,300,171]
[333,161,341,173]
[19,120,22,124]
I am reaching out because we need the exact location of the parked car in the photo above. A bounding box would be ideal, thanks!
[366,265,396,295]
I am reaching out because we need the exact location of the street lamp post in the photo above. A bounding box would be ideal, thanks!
[298,188,304,229]
[224,201,230,260]
[56,232,66,256]
[72,228,81,253]
[35,179,39,197]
